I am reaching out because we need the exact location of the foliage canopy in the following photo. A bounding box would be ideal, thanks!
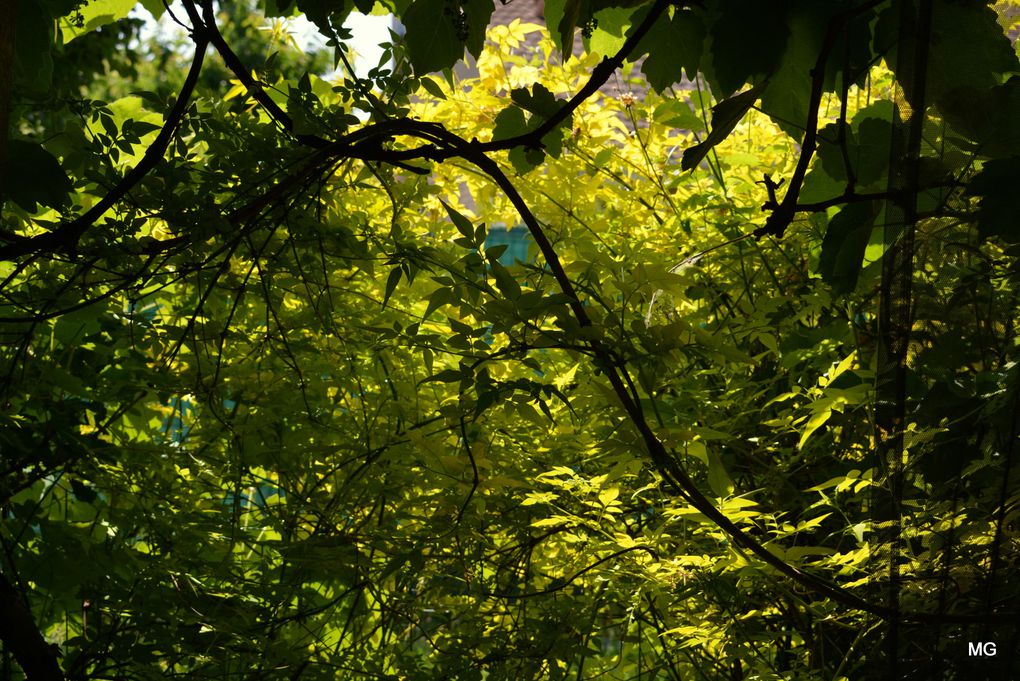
[2,0,1020,679]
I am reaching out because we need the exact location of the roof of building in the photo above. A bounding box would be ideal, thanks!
[491,0,545,28]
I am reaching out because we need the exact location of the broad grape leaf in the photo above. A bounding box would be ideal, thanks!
[493,105,544,172]
[758,4,830,139]
[758,2,875,138]
[814,101,894,190]
[703,0,788,97]
[293,0,351,34]
[61,0,137,43]
[636,7,705,92]
[877,0,1019,109]
[543,0,569,53]
[966,157,1020,243]
[492,106,529,141]
[496,85,571,172]
[400,0,461,74]
[587,6,635,57]
[402,0,493,74]
[851,112,893,187]
[818,201,878,293]
[460,0,494,59]
[511,84,560,118]
[137,0,165,18]
[938,77,1020,159]
[508,146,545,175]
[2,140,73,212]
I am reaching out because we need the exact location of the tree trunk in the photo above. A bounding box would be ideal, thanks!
[0,0,17,195]
[0,573,64,681]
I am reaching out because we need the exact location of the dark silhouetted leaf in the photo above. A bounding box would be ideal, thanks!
[681,82,767,171]
[3,141,73,212]
[967,156,1020,242]
[704,0,788,97]
[819,201,878,293]
[636,8,705,92]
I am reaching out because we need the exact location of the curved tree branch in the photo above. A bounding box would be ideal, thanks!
[0,572,64,681]
[374,120,1020,625]
[481,0,672,154]
[490,546,660,600]
[0,0,668,264]
[187,0,671,163]
[0,32,210,261]
[186,0,330,149]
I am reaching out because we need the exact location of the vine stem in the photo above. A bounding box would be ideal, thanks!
[754,0,887,240]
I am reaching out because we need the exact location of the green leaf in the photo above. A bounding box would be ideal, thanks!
[402,0,493,74]
[704,0,788,97]
[424,285,457,319]
[556,0,585,58]
[966,157,1020,242]
[419,76,447,100]
[818,201,878,294]
[511,84,560,119]
[706,450,734,497]
[814,102,894,189]
[70,479,98,503]
[683,440,708,464]
[488,258,521,300]
[382,268,402,308]
[462,0,495,59]
[294,0,351,35]
[783,545,836,562]
[402,0,465,74]
[800,165,846,205]
[636,8,705,93]
[508,146,545,175]
[277,535,361,571]
[757,4,829,139]
[494,86,570,167]
[878,0,1019,110]
[587,5,636,57]
[137,0,165,18]
[653,99,703,130]
[441,200,475,240]
[938,77,1020,159]
[2,140,73,212]
[797,408,831,450]
[541,125,565,159]
[61,0,138,43]
[851,113,894,187]
[420,368,464,384]
[492,105,529,141]
[824,6,876,91]
[681,82,767,171]
[543,0,567,52]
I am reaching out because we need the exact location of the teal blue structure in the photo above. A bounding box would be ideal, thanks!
[484,225,531,266]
